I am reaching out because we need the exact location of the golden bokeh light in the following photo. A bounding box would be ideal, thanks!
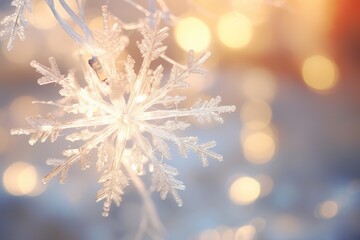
[3,162,38,196]
[302,55,338,92]
[174,17,211,52]
[240,99,272,130]
[229,176,261,205]
[316,200,339,219]
[235,225,256,240]
[217,12,253,49]
[243,132,276,164]
[240,126,276,145]
[241,68,277,102]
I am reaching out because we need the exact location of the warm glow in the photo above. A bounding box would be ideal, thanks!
[231,0,269,25]
[229,176,261,205]
[217,12,253,49]
[243,132,276,164]
[9,96,40,124]
[192,0,228,14]
[135,94,148,104]
[240,99,272,130]
[302,55,338,91]
[317,200,339,219]
[3,162,38,196]
[174,17,211,52]
[235,225,256,240]
[240,126,276,145]
[89,17,104,31]
[28,0,81,30]
[89,15,117,31]
[187,74,215,93]
[221,228,235,240]
[2,38,36,64]
[241,68,277,102]
[47,27,77,54]
[28,1,57,29]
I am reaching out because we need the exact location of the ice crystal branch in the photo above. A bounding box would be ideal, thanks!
[0,0,32,51]
[151,161,186,206]
[11,4,235,219]
[30,57,64,85]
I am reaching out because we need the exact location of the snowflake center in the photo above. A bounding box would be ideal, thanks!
[121,114,132,124]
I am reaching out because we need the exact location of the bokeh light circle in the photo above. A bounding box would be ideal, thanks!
[217,12,253,49]
[302,55,338,92]
[174,17,211,52]
[229,176,261,205]
[3,162,38,196]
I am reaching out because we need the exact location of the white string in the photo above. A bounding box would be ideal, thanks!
[45,0,95,54]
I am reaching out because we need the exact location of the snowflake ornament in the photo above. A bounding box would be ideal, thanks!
[10,1,235,217]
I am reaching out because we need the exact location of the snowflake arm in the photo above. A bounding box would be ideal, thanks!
[130,125,185,205]
[127,14,168,111]
[131,51,211,115]
[151,161,185,207]
[140,122,223,166]
[30,57,64,85]
[0,0,32,51]
[42,123,120,184]
[10,114,117,144]
[137,96,236,123]
[96,169,129,217]
[93,5,129,61]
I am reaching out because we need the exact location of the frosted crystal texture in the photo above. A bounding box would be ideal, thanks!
[0,0,32,50]
[11,7,235,216]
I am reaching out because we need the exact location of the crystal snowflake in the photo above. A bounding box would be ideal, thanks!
[0,0,32,51]
[10,2,235,217]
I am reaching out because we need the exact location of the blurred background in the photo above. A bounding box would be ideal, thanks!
[1,0,360,239]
